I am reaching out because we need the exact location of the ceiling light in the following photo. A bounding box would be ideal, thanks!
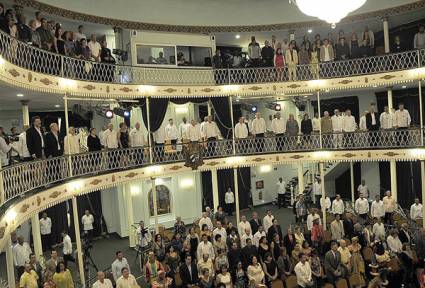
[54,104,60,108]
[235,34,240,39]
[402,85,407,89]
[17,93,24,97]
[294,0,367,26]
[308,29,313,33]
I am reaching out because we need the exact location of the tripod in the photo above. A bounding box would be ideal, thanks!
[83,248,99,286]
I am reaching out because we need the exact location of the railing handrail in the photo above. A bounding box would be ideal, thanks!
[0,29,424,86]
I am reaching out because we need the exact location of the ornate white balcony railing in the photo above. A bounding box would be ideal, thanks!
[0,30,423,86]
[0,128,423,205]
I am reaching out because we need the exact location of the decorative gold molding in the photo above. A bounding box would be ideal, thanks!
[0,58,423,99]
[0,147,424,251]
[14,0,425,33]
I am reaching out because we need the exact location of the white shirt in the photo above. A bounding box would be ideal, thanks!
[355,198,369,214]
[253,231,266,247]
[88,41,101,58]
[320,197,331,211]
[179,122,191,139]
[202,121,220,139]
[238,221,252,236]
[13,243,31,266]
[75,32,86,42]
[136,226,152,247]
[372,223,385,241]
[63,235,72,255]
[92,279,113,288]
[357,184,369,199]
[394,109,411,128]
[104,129,118,148]
[225,191,235,204]
[294,261,312,287]
[35,127,45,148]
[410,203,423,220]
[331,115,343,132]
[276,181,285,195]
[39,217,52,235]
[240,233,253,248]
[323,45,331,61]
[387,235,402,253]
[371,200,385,219]
[306,214,322,231]
[342,115,357,132]
[129,128,144,147]
[234,123,248,139]
[380,112,394,129]
[0,137,12,166]
[199,217,213,231]
[312,181,321,196]
[383,196,396,213]
[18,132,30,158]
[188,124,201,141]
[213,227,227,242]
[165,124,179,141]
[116,275,137,288]
[251,118,266,135]
[99,130,106,146]
[197,241,215,260]
[371,113,376,125]
[153,126,165,144]
[332,199,345,215]
[111,258,130,281]
[263,215,274,232]
[414,32,425,49]
[312,118,320,131]
[64,134,80,155]
[359,116,367,130]
[271,118,286,134]
[82,214,94,231]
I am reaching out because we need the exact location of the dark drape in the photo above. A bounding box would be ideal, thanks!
[232,104,243,127]
[201,171,213,210]
[170,98,209,105]
[211,97,232,139]
[218,169,235,210]
[396,161,422,208]
[68,191,104,240]
[376,87,425,125]
[43,201,69,244]
[378,162,391,198]
[334,163,361,201]
[237,167,252,210]
[139,98,169,132]
[311,96,360,121]
[30,111,91,136]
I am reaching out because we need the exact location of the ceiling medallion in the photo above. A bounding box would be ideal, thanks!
[290,0,367,27]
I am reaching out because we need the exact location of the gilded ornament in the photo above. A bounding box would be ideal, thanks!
[83,85,96,90]
[8,69,20,77]
[248,86,262,91]
[124,172,138,178]
[90,179,102,185]
[20,204,30,213]
[40,78,53,85]
[164,88,177,93]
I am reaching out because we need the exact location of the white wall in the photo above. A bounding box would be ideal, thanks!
[360,162,381,199]
[0,110,23,131]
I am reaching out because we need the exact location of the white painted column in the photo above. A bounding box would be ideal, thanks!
[64,95,73,177]
[421,161,425,227]
[350,162,355,203]
[20,100,30,127]
[317,90,322,149]
[31,215,43,260]
[387,87,393,110]
[151,177,159,233]
[233,168,240,223]
[419,80,423,146]
[211,169,219,210]
[6,236,16,288]
[71,196,85,285]
[125,184,136,247]
[146,97,154,164]
[207,100,212,116]
[298,164,304,194]
[383,17,390,53]
[229,96,236,155]
[319,162,326,230]
[390,161,397,201]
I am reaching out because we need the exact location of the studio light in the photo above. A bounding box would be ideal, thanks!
[105,110,114,119]
[275,104,281,111]
[251,106,258,113]
[113,107,131,118]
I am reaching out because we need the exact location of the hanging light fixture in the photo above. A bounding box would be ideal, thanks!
[292,0,367,27]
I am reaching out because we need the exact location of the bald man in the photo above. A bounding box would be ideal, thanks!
[92,271,113,288]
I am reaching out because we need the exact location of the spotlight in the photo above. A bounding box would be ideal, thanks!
[275,104,281,111]
[235,34,241,39]
[113,107,132,118]
[123,110,131,117]
[105,110,114,119]
[251,106,258,113]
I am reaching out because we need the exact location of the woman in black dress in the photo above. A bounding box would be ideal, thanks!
[54,27,66,55]
[118,122,130,166]
[87,128,102,151]
[301,114,313,148]
[350,32,361,59]
[262,252,278,287]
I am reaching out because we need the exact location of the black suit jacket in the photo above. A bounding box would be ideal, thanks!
[241,245,258,270]
[179,263,198,286]
[365,112,380,130]
[399,229,411,244]
[283,234,296,255]
[44,132,63,158]
[267,225,283,242]
[26,127,44,158]
[249,218,262,234]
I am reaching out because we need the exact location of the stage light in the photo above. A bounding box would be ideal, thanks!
[275,104,281,111]
[113,107,131,118]
[123,110,131,117]
[251,106,258,113]
[105,110,114,118]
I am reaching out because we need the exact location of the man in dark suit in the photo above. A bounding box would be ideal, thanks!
[249,211,262,235]
[267,219,283,243]
[44,123,63,158]
[26,116,44,159]
[324,241,345,283]
[179,254,198,287]
[365,105,380,131]
[241,238,258,270]
[399,223,411,244]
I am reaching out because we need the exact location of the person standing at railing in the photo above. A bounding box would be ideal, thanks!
[274,48,285,81]
[310,44,320,79]
[87,128,102,152]
[88,34,101,62]
[286,114,299,150]
[355,194,369,220]
[36,18,53,51]
[394,103,411,146]
[413,25,425,50]
[320,111,333,147]
[331,110,343,148]
[202,116,221,157]
[251,112,266,153]
[335,37,349,61]
[82,209,95,241]
[379,106,394,146]
[234,117,248,154]
[261,40,274,68]
[26,116,45,159]
[271,112,286,151]
[64,127,80,155]
[129,122,145,165]
[165,118,178,150]
[74,25,86,42]
[0,126,12,166]
[45,123,63,158]
[248,36,261,68]
[300,114,313,149]
[410,198,423,220]
[179,117,190,144]
[342,109,357,148]
[103,123,118,168]
[285,42,298,81]
[366,105,380,147]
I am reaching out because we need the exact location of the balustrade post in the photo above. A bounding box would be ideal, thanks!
[421,160,425,227]
[418,49,422,69]
[233,167,240,223]
[383,17,390,54]
[297,164,304,195]
[229,96,236,155]
[211,169,219,211]
[6,236,16,288]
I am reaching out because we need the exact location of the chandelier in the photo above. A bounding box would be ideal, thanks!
[291,0,367,27]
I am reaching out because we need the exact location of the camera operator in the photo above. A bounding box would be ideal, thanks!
[81,210,95,241]
[136,220,152,251]
[0,126,12,167]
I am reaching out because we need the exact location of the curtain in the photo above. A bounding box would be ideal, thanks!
[311,96,360,122]
[378,162,391,198]
[29,111,91,135]
[396,161,422,208]
[139,98,169,132]
[43,201,69,244]
[201,171,213,210]
[334,163,361,201]
[170,98,209,105]
[211,97,232,139]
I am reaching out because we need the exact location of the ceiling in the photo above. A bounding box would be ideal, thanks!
[27,0,422,27]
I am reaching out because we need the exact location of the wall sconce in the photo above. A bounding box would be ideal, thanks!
[180,178,194,188]
[5,209,17,226]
